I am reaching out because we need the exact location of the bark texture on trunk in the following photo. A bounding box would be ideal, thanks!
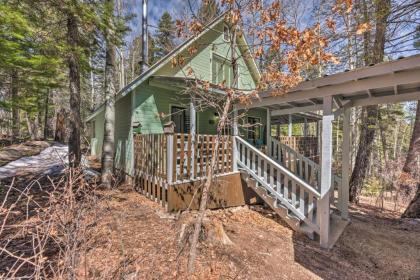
[188,27,238,273]
[44,91,49,140]
[101,0,117,188]
[67,12,82,166]
[11,70,20,140]
[55,108,66,143]
[402,101,420,218]
[349,106,378,202]
[349,0,390,203]
[403,101,420,175]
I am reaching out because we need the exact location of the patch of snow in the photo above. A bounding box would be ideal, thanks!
[0,144,69,179]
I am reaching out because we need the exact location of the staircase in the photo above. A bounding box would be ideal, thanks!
[235,136,348,247]
[235,136,321,237]
[268,138,344,218]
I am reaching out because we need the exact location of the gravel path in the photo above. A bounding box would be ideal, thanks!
[0,144,69,180]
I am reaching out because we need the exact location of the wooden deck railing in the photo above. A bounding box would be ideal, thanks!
[133,133,234,207]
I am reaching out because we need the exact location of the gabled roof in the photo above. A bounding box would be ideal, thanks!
[86,13,260,122]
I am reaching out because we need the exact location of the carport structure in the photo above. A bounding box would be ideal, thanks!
[237,54,420,247]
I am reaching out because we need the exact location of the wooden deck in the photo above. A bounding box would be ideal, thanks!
[133,133,243,211]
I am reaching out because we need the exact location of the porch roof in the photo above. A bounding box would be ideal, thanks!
[238,54,420,115]
[271,112,321,125]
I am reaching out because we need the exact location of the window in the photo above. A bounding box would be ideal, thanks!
[212,54,232,85]
[247,117,261,144]
[170,105,198,133]
[223,25,230,41]
[171,106,189,133]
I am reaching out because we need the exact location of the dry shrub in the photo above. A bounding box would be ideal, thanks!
[0,168,103,279]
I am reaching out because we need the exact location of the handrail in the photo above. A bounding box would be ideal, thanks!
[236,136,321,198]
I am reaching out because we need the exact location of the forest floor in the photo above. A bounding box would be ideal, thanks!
[1,146,420,279]
[74,185,420,280]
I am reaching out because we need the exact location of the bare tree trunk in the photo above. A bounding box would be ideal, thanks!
[25,112,37,140]
[349,106,378,202]
[67,11,82,166]
[10,70,20,140]
[187,97,232,273]
[378,108,389,163]
[55,108,66,143]
[101,0,117,188]
[349,0,390,203]
[188,24,239,273]
[402,101,420,218]
[43,91,49,140]
[402,101,420,174]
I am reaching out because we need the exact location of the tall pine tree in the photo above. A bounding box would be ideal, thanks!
[154,12,175,60]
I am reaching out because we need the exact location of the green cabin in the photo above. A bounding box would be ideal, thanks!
[86,15,267,176]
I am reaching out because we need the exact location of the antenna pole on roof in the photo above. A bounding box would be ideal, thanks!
[140,0,149,74]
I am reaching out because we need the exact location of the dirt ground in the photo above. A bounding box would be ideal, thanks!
[1,171,419,279]
[77,185,420,280]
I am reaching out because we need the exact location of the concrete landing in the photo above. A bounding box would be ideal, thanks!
[327,213,350,249]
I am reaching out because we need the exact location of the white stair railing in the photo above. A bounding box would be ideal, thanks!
[235,136,321,232]
[269,138,343,217]
[269,138,321,188]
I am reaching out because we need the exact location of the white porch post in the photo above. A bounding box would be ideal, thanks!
[166,133,174,184]
[190,99,196,177]
[317,120,321,156]
[288,114,292,137]
[340,107,351,220]
[267,108,271,156]
[319,96,334,248]
[232,106,238,171]
[304,117,308,137]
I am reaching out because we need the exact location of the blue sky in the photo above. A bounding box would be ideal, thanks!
[124,0,194,42]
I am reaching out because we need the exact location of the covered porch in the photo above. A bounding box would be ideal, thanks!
[238,55,420,247]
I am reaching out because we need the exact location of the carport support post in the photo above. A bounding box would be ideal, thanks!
[267,108,271,156]
[340,108,350,220]
[319,96,333,248]
[288,114,292,137]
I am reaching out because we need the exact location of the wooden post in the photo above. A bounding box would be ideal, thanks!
[190,99,196,177]
[319,95,333,248]
[232,107,238,172]
[340,107,350,220]
[317,120,321,157]
[267,108,271,156]
[288,114,293,137]
[166,129,174,184]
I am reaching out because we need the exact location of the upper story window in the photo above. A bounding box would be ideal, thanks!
[212,54,232,86]
[223,25,230,41]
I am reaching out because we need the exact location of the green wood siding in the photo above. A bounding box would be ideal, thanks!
[114,94,132,173]
[89,19,262,175]
[132,83,191,133]
[238,108,267,145]
[155,21,257,91]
